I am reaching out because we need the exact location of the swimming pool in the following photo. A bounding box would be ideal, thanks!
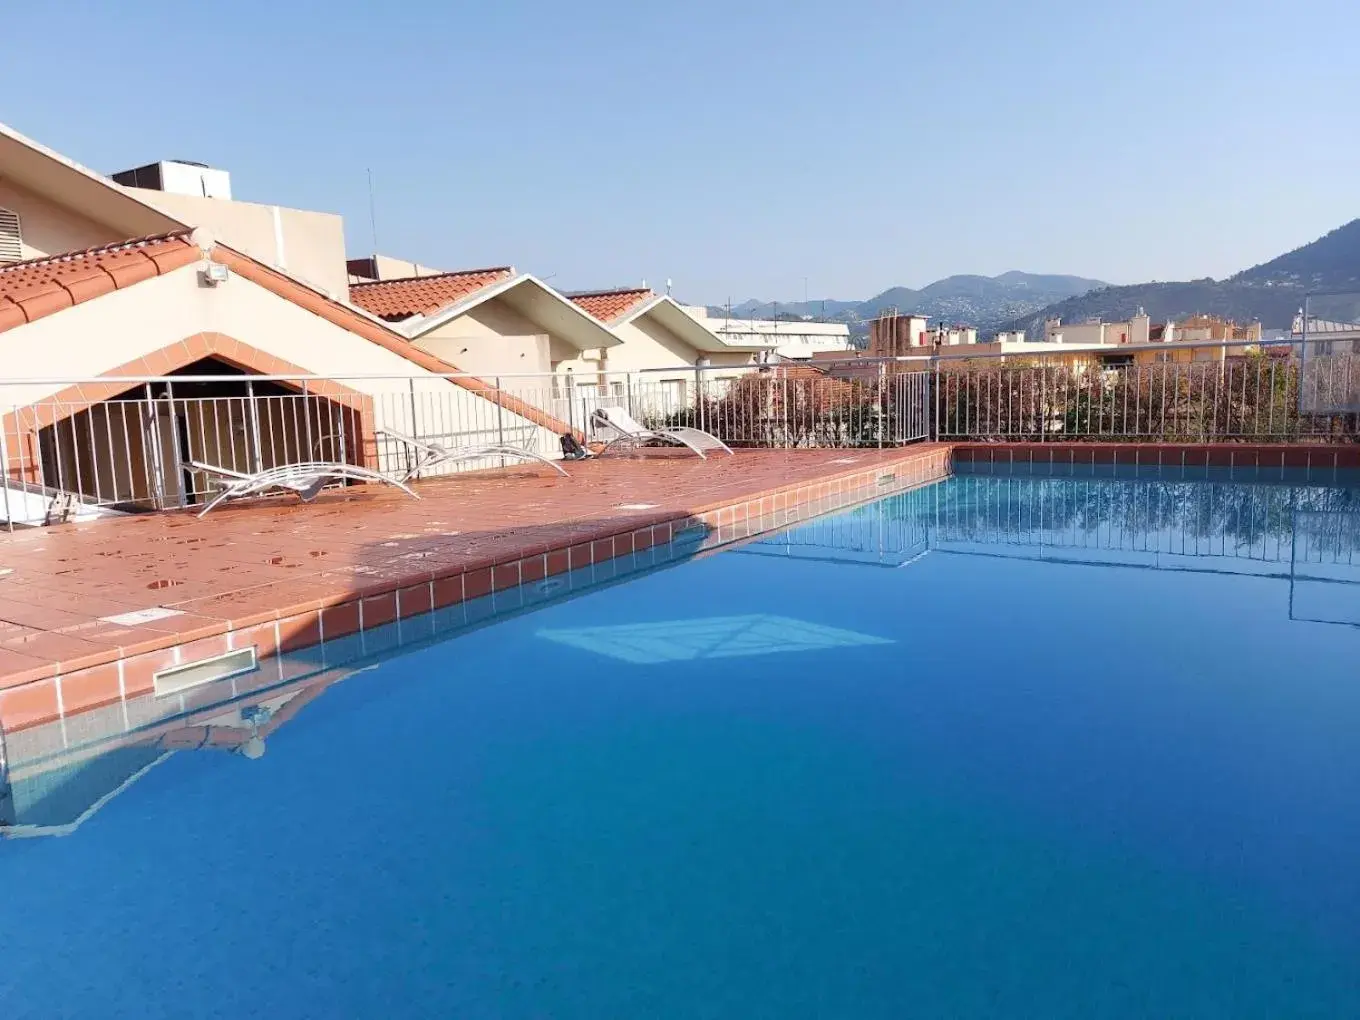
[3,464,1359,1018]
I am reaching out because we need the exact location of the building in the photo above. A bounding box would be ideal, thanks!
[109,157,351,299]
[925,324,979,346]
[567,288,773,414]
[1044,311,1152,346]
[348,267,623,382]
[690,307,853,360]
[1292,314,1360,356]
[0,120,571,524]
[1159,315,1262,347]
[867,312,931,357]
[346,254,447,285]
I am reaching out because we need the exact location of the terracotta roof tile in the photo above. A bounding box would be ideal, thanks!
[0,232,199,334]
[348,267,513,321]
[568,288,654,324]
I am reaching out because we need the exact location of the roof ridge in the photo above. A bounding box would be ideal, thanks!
[0,230,195,275]
[349,266,514,289]
[566,286,654,298]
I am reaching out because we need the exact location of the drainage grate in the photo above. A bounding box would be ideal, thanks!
[154,647,258,697]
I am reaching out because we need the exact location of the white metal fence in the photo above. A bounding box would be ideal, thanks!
[932,345,1359,443]
[1,364,932,528]
[3,338,1357,530]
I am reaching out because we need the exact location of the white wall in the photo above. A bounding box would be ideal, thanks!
[0,177,124,261]
[0,263,558,469]
[121,189,349,298]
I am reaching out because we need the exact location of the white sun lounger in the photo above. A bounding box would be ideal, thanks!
[375,428,569,482]
[189,460,417,518]
[589,406,733,459]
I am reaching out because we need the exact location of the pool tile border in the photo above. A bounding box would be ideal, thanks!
[951,442,1360,479]
[0,447,949,734]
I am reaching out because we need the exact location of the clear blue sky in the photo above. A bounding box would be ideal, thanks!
[4,0,1357,304]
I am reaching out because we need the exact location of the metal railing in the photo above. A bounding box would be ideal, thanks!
[930,343,1358,443]
[1,364,932,528]
[743,474,1360,626]
[3,336,1357,529]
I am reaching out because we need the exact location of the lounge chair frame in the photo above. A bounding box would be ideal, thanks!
[589,406,733,459]
[189,460,417,517]
[376,429,569,482]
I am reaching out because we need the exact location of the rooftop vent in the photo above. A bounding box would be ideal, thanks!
[112,160,232,200]
[0,207,21,262]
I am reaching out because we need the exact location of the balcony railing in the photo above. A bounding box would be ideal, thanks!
[2,338,1356,529]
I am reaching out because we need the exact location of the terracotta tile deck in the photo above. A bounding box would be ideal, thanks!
[0,447,950,724]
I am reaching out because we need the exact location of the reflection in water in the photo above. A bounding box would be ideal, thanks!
[0,524,710,838]
[2,469,1360,1016]
[3,471,1355,838]
[742,474,1360,626]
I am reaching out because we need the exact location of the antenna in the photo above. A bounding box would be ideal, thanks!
[366,168,379,255]
[666,278,673,296]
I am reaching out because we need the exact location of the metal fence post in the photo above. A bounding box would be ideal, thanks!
[877,361,886,449]
[142,383,167,509]
[781,366,790,449]
[566,372,577,437]
[495,377,506,448]
[164,380,186,508]
[930,353,941,442]
[1,417,11,532]
[302,379,314,458]
[243,379,264,473]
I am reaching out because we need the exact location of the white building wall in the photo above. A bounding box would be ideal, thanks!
[119,188,349,299]
[0,263,557,470]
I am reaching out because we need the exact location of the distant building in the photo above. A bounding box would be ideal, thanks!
[867,313,980,355]
[867,312,930,357]
[1292,314,1360,355]
[1045,311,1152,346]
[1160,315,1261,345]
[925,324,979,346]
[686,306,853,360]
[994,330,1026,344]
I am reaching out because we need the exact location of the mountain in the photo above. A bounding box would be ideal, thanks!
[991,219,1360,338]
[1232,219,1360,290]
[711,272,1107,336]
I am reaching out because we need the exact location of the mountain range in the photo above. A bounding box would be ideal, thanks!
[991,219,1360,338]
[715,218,1360,342]
[708,272,1107,338]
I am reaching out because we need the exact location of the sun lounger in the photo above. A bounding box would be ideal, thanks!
[589,406,733,459]
[375,429,569,482]
[189,460,417,517]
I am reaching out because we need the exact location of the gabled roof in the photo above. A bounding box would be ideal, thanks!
[0,232,201,332]
[0,233,577,436]
[572,288,774,354]
[568,287,654,325]
[0,120,186,238]
[387,271,622,352]
[348,267,514,321]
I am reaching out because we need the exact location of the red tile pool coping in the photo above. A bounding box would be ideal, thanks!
[0,447,949,732]
[952,441,1360,472]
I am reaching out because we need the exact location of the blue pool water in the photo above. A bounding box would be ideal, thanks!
[3,467,1360,1018]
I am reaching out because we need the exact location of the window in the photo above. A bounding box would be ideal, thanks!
[0,208,21,263]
